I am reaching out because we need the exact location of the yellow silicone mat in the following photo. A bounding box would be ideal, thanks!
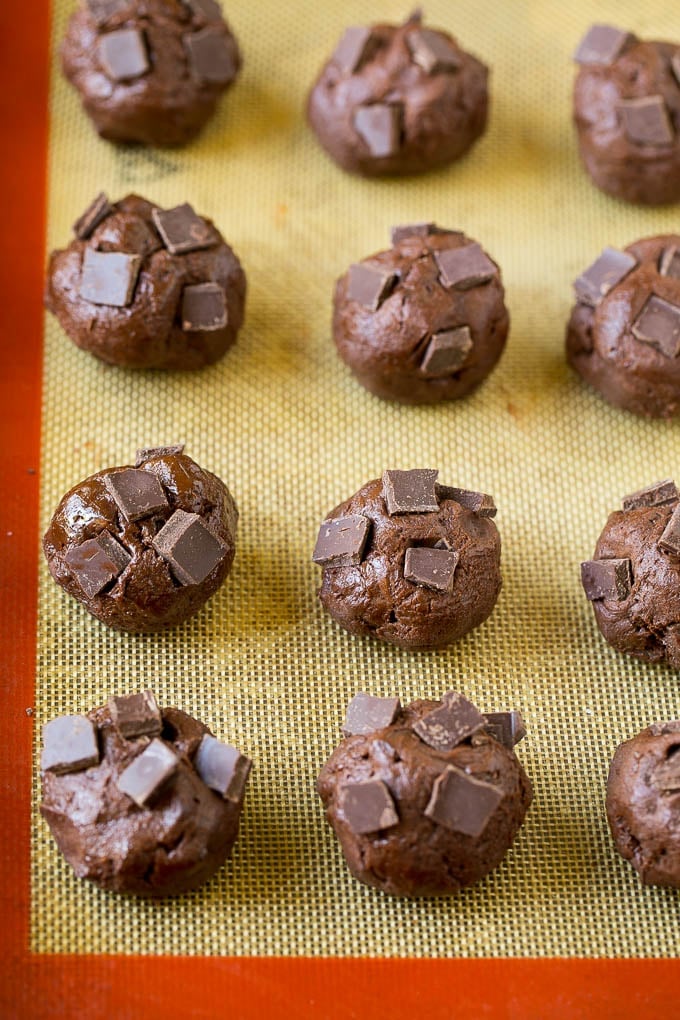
[32,0,680,956]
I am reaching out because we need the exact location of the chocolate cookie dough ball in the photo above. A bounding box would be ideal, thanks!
[573,24,680,205]
[45,193,246,370]
[581,479,680,667]
[61,0,241,146]
[43,446,238,633]
[40,690,252,896]
[312,469,501,650]
[306,11,488,177]
[606,721,680,887]
[333,225,508,404]
[566,236,680,418]
[318,691,532,896]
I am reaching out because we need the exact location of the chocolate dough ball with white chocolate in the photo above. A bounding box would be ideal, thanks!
[333,225,508,404]
[43,446,237,633]
[312,469,501,651]
[40,690,252,896]
[317,691,532,897]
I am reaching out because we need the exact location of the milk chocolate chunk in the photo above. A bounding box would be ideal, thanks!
[390,223,438,245]
[117,738,179,807]
[152,508,227,585]
[86,0,129,27]
[573,247,637,307]
[619,96,674,147]
[347,263,397,310]
[99,28,149,82]
[632,295,680,358]
[312,514,370,567]
[194,735,252,801]
[404,546,458,592]
[185,27,236,83]
[435,243,495,290]
[622,479,678,511]
[382,468,438,515]
[342,693,401,737]
[331,26,376,74]
[109,690,162,739]
[658,505,680,554]
[41,715,100,775]
[135,444,185,466]
[649,720,680,736]
[424,764,502,837]
[651,752,680,792]
[420,327,473,377]
[79,248,141,308]
[73,192,112,240]
[436,484,497,517]
[183,0,223,18]
[339,780,399,834]
[182,282,227,331]
[64,530,131,598]
[407,28,460,75]
[151,203,215,255]
[581,558,632,601]
[483,711,526,749]
[103,468,169,522]
[573,24,633,66]
[354,103,403,158]
[414,692,485,752]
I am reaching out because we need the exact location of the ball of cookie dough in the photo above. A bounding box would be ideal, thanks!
[573,24,680,205]
[606,720,680,887]
[43,445,238,633]
[61,0,241,147]
[566,236,680,418]
[312,469,501,650]
[306,11,488,177]
[333,225,508,404]
[40,690,252,896]
[45,193,246,370]
[317,691,532,896]
[580,479,680,667]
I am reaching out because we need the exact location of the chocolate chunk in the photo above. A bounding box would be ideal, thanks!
[390,223,438,245]
[354,103,403,158]
[382,468,439,515]
[194,735,252,801]
[183,0,223,18]
[649,720,680,736]
[573,247,637,307]
[581,558,632,601]
[331,26,377,74]
[672,52,680,88]
[347,263,397,310]
[79,248,141,307]
[619,96,674,147]
[483,711,526,749]
[72,192,113,240]
[651,753,680,792]
[436,484,497,517]
[339,780,399,834]
[109,690,162,739]
[407,28,460,75]
[117,738,179,807]
[184,27,236,83]
[41,715,100,775]
[414,692,485,751]
[622,479,678,511]
[658,505,680,555]
[64,530,131,598]
[632,295,680,358]
[151,203,215,255]
[659,246,680,279]
[403,546,458,592]
[573,24,633,66]
[152,508,227,585]
[435,243,496,290]
[424,765,502,837]
[98,28,149,82]
[181,282,227,332]
[342,693,401,736]
[420,326,473,377]
[312,513,371,567]
[86,0,128,26]
[103,468,169,522]
[135,444,185,466]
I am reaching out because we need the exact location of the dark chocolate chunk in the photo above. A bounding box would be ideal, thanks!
[347,263,397,311]
[312,513,370,568]
[632,294,680,358]
[619,96,674,147]
[109,690,162,739]
[339,780,399,834]
[152,508,227,585]
[407,28,460,75]
[151,203,215,255]
[659,246,680,279]
[391,223,437,245]
[353,103,403,158]
[184,27,236,83]
[181,282,227,332]
[672,52,680,88]
[331,26,376,74]
[414,692,485,751]
[382,468,438,515]
[573,247,637,307]
[483,711,526,749]
[342,692,401,736]
[64,530,131,598]
[420,326,473,377]
[103,468,169,522]
[86,0,128,26]
[98,28,149,82]
[194,735,252,801]
[424,765,502,837]
[649,720,680,736]
[117,738,179,807]
[41,715,100,775]
[651,753,680,792]
[436,484,497,517]
[135,444,185,466]
[182,0,223,19]
[72,192,113,240]
[622,479,678,511]
[581,558,632,601]
[403,546,458,592]
[573,24,633,66]
[435,243,496,290]
[658,505,680,555]
[79,248,141,307]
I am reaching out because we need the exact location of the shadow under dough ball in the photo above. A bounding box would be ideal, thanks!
[45,192,246,370]
[43,445,238,633]
[573,24,680,205]
[580,479,680,668]
[61,0,241,146]
[306,11,488,177]
[333,224,508,404]
[312,469,501,651]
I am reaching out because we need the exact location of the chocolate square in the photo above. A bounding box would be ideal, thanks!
[622,479,678,511]
[181,282,227,332]
[436,484,497,517]
[407,28,460,75]
[72,192,113,240]
[41,715,100,775]
[184,27,236,82]
[117,738,179,807]
[151,203,215,255]
[382,468,439,515]
[183,0,223,19]
[109,690,162,739]
[672,52,680,88]
[194,735,252,801]
[331,26,377,74]
[435,244,496,290]
[390,223,438,245]
[403,546,459,592]
[659,246,680,279]
[573,247,637,306]
[353,103,403,158]
[64,530,131,598]
[658,505,680,555]
[135,444,185,466]
[620,96,674,147]
[632,294,680,358]
[99,28,149,81]
[581,558,632,601]
[339,780,399,834]
[573,24,632,65]
[414,692,485,752]
[342,693,401,736]
[79,248,141,307]
[103,468,169,522]
[347,263,397,310]
[420,326,472,377]
[424,765,502,837]
[152,508,227,585]
[483,711,526,749]
[312,514,370,568]
[86,0,129,26]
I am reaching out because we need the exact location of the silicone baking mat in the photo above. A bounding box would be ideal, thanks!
[28,0,680,963]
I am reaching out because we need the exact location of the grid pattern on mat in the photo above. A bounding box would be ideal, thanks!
[32,0,680,956]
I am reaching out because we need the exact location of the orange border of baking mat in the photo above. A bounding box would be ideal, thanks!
[1,5,678,1017]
